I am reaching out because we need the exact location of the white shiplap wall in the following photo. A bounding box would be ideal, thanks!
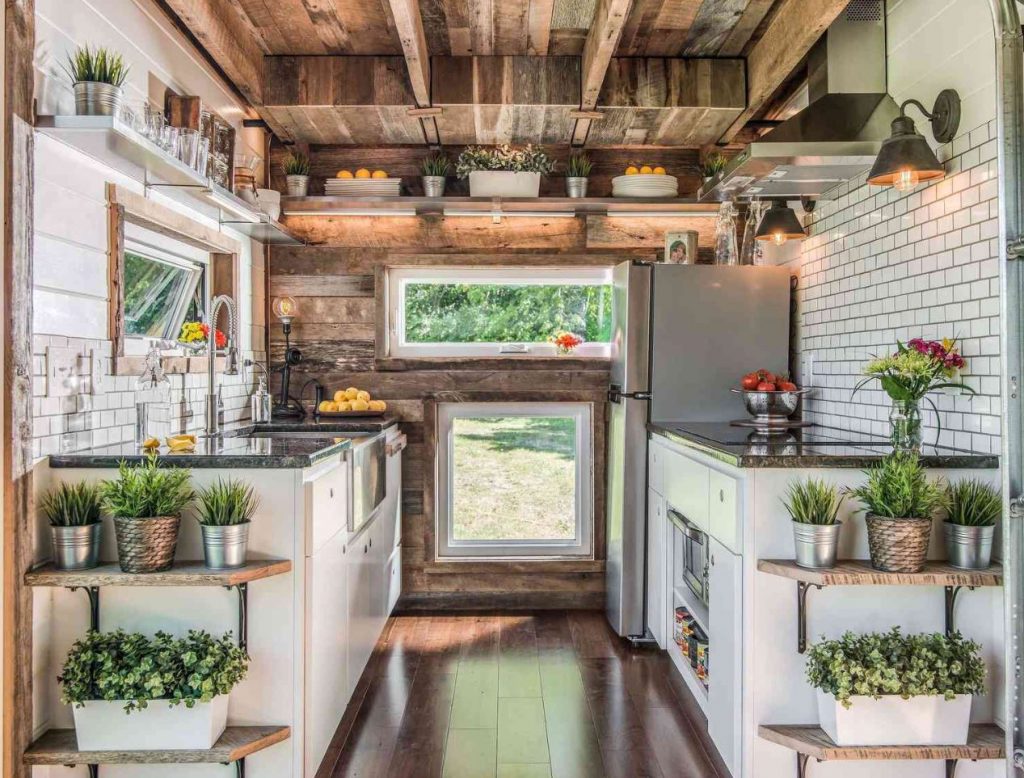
[796,0,1002,455]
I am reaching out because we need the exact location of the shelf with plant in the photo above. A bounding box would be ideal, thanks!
[195,479,260,570]
[64,45,130,118]
[42,482,104,572]
[784,478,843,571]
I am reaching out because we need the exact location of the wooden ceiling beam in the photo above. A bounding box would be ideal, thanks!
[718,0,848,143]
[572,0,633,145]
[385,0,439,144]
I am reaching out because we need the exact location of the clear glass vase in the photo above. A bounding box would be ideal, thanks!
[889,400,923,452]
[714,201,739,265]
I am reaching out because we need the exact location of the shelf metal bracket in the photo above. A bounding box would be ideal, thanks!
[944,585,975,636]
[69,586,101,632]
[797,582,823,654]
[224,757,245,778]
[225,582,248,651]
[945,758,958,778]
[796,752,811,778]
[89,766,99,778]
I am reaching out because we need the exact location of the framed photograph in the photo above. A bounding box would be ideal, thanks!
[664,231,698,264]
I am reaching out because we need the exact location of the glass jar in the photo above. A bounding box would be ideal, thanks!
[889,399,923,452]
[740,201,767,265]
[714,201,739,265]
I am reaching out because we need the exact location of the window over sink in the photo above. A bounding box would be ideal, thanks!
[385,266,613,358]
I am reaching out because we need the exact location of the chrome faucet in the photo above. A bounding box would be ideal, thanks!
[204,294,238,436]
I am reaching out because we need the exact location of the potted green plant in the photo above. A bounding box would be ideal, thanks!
[64,45,130,117]
[421,153,450,197]
[565,152,593,198]
[945,479,1000,569]
[456,144,554,198]
[855,338,974,451]
[59,629,248,750]
[806,628,984,746]
[195,479,259,569]
[41,482,104,571]
[846,452,947,573]
[101,454,193,573]
[700,152,727,184]
[284,150,311,197]
[782,478,843,569]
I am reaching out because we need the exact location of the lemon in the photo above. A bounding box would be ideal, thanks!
[625,166,640,175]
[336,170,353,179]
[336,400,352,412]
[345,387,360,400]
[319,400,335,412]
[640,165,653,174]
[351,399,370,412]
[653,166,666,175]
[356,390,371,402]
[354,168,371,179]
[333,390,347,404]
[371,170,388,179]
[368,400,387,412]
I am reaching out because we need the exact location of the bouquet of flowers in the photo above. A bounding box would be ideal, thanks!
[550,331,583,355]
[178,321,227,351]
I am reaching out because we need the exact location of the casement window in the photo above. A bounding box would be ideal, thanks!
[436,402,594,558]
[386,266,613,357]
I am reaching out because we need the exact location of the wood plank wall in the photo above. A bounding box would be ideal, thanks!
[269,144,719,610]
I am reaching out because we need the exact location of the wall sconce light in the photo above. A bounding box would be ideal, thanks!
[755,200,807,246]
[867,89,961,191]
[271,296,304,419]
[272,295,298,329]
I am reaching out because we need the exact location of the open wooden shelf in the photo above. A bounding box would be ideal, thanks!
[25,559,292,588]
[757,559,1003,587]
[23,725,290,765]
[758,723,1005,762]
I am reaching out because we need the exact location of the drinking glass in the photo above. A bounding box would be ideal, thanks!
[159,125,180,157]
[178,129,200,169]
[195,136,211,176]
[145,104,165,142]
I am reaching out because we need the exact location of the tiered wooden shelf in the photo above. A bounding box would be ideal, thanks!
[25,558,292,587]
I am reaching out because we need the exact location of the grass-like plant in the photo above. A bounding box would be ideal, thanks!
[783,478,842,525]
[456,144,554,178]
[700,152,727,179]
[806,628,985,708]
[195,479,259,527]
[100,454,194,520]
[566,152,593,178]
[845,452,947,519]
[421,153,451,177]
[283,151,310,177]
[59,629,249,713]
[947,479,1001,527]
[64,45,130,87]
[41,482,103,527]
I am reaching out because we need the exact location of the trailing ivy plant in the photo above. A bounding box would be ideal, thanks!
[845,452,947,520]
[195,479,259,526]
[41,482,103,527]
[806,628,985,708]
[100,453,194,520]
[782,478,842,526]
[59,629,249,713]
[947,479,1001,527]
[455,144,554,178]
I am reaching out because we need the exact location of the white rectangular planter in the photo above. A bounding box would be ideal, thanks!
[817,690,971,746]
[468,171,541,198]
[73,695,229,750]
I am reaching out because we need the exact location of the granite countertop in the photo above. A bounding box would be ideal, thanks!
[48,418,398,469]
[649,421,999,469]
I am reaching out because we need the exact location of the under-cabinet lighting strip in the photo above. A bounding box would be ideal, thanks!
[442,209,577,218]
[285,209,419,217]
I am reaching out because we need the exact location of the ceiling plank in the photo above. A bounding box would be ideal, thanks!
[572,0,633,144]
[385,0,439,143]
[718,0,847,143]
[527,0,556,54]
[160,0,266,105]
[681,0,750,56]
[717,0,774,55]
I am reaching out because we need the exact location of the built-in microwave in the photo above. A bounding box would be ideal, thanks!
[668,507,709,607]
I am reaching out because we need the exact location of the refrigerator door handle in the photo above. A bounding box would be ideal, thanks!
[608,387,652,404]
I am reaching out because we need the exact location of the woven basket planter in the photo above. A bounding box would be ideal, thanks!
[865,514,932,573]
[113,515,180,573]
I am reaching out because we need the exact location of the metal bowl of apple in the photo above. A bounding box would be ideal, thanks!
[730,387,810,425]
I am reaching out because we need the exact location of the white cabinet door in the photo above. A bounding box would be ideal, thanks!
[707,537,742,776]
[346,530,375,692]
[708,469,740,554]
[305,529,350,776]
[646,489,667,648]
[663,449,709,531]
[305,460,349,555]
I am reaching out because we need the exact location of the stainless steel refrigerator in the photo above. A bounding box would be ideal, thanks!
[605,261,792,638]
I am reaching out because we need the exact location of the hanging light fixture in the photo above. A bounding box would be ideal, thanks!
[867,89,961,191]
[755,200,807,246]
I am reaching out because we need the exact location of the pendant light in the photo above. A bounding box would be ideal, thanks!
[867,89,961,191]
[755,200,807,246]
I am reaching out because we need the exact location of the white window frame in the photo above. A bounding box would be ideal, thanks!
[436,402,594,559]
[386,266,613,358]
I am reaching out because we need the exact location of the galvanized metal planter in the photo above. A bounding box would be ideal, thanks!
[792,520,841,569]
[114,515,180,573]
[73,82,123,117]
[51,523,101,571]
[422,175,446,197]
[201,523,250,569]
[944,522,995,569]
[566,177,588,198]
[286,174,310,197]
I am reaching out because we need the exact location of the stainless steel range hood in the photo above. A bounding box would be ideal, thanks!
[700,0,899,202]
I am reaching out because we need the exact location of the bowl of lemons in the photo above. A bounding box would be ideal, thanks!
[611,165,678,198]
[325,169,402,197]
[317,387,388,417]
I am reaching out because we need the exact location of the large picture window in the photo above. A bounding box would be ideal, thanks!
[436,402,593,558]
[387,267,613,357]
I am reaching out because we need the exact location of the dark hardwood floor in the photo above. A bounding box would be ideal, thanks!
[317,611,728,778]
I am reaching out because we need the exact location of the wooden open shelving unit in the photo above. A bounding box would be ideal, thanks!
[24,558,293,776]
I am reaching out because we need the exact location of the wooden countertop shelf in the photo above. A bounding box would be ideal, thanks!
[757,559,1003,587]
[24,725,290,765]
[25,559,292,588]
[759,724,1004,768]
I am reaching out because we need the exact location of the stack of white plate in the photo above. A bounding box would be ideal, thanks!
[324,178,402,196]
[611,174,678,198]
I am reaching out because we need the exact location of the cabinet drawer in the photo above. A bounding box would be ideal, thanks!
[648,441,665,496]
[663,449,709,531]
[708,470,740,553]
[306,461,348,555]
